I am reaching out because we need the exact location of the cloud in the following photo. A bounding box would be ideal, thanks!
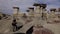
[36,0,60,10]
[0,0,60,14]
[0,0,35,14]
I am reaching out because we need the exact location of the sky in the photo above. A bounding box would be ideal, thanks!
[0,0,60,15]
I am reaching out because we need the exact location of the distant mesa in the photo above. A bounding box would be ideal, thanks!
[58,8,60,11]
[50,8,56,12]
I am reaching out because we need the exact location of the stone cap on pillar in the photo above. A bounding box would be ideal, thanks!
[13,7,19,10]
[33,3,40,6]
[33,3,47,9]
[28,7,34,11]
[29,7,34,10]
[40,4,47,9]
[50,8,56,12]
[26,10,30,12]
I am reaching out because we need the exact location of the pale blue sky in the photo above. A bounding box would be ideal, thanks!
[0,0,60,15]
